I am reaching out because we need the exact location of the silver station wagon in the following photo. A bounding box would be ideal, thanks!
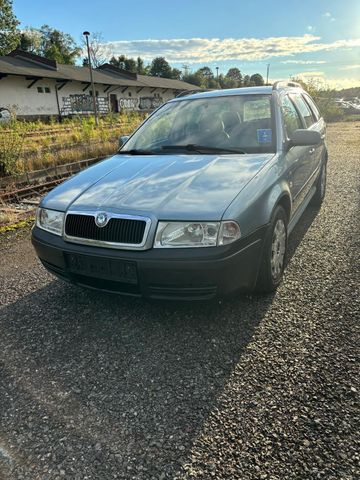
[32,82,327,300]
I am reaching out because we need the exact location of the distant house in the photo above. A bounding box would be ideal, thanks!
[0,50,200,119]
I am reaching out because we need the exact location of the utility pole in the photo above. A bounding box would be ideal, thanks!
[83,31,99,126]
[266,63,270,85]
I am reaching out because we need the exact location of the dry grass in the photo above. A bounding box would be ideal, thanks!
[0,113,146,176]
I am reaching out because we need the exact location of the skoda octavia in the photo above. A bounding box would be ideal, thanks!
[32,83,327,300]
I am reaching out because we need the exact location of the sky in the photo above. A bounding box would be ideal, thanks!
[13,0,360,89]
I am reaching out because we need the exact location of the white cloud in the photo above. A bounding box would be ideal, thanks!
[102,35,360,64]
[282,60,327,65]
[291,72,360,89]
[297,71,325,78]
[340,64,360,70]
[307,26,315,32]
[323,12,336,22]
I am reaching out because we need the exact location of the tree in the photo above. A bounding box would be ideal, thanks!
[243,75,251,87]
[0,0,20,55]
[226,68,242,86]
[136,56,147,74]
[250,73,264,86]
[18,28,42,53]
[109,55,137,72]
[198,66,214,79]
[170,68,182,80]
[18,25,81,64]
[39,25,81,64]
[149,57,173,78]
[219,74,237,89]
[182,71,203,87]
[81,32,107,68]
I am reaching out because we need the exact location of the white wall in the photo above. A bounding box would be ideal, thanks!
[0,76,58,116]
[0,75,179,117]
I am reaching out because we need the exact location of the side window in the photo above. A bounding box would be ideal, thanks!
[303,94,321,121]
[290,93,316,128]
[281,95,302,138]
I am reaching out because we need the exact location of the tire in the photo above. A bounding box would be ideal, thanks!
[311,160,327,206]
[255,206,288,293]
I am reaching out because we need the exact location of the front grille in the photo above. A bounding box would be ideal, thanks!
[65,214,147,245]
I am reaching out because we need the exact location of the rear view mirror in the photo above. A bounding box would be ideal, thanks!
[289,129,321,147]
[119,135,130,148]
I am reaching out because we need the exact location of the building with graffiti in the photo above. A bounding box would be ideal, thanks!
[0,51,200,119]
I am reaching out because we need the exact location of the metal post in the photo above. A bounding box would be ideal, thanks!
[266,64,270,85]
[83,31,99,126]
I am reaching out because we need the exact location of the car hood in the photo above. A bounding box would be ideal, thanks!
[42,153,274,220]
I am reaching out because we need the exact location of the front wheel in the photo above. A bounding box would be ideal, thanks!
[255,206,288,293]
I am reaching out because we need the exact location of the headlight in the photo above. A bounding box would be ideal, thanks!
[36,208,64,236]
[154,221,240,248]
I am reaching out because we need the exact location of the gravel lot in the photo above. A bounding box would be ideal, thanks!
[0,122,359,480]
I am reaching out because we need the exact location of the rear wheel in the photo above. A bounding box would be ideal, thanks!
[312,161,327,206]
[255,206,287,293]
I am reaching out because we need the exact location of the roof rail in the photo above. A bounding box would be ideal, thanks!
[175,89,209,98]
[272,81,302,90]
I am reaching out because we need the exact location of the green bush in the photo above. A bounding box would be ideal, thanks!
[0,129,25,175]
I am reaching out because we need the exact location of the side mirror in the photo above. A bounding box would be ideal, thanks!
[289,129,321,147]
[119,135,129,149]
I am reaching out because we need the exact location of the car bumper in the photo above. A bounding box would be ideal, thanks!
[31,226,266,300]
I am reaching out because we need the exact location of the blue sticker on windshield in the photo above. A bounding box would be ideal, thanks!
[257,129,272,144]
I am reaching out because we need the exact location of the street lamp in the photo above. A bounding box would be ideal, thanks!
[83,31,99,126]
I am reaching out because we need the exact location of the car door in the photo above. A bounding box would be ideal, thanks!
[302,92,327,173]
[290,93,324,178]
[281,94,311,213]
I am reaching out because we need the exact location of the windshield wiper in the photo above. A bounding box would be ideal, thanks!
[118,148,156,155]
[160,144,246,154]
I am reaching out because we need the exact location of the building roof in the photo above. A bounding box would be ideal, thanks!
[0,51,200,91]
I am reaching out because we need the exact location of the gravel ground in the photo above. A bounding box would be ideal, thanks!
[0,122,359,480]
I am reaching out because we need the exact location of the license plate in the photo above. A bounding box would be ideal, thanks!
[65,253,137,284]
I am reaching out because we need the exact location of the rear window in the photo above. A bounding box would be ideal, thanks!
[303,94,321,121]
[243,97,271,122]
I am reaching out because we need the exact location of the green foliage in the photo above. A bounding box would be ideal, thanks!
[243,75,251,87]
[18,24,81,64]
[0,126,25,175]
[0,0,20,55]
[250,73,265,86]
[110,55,137,72]
[226,68,242,84]
[149,57,173,78]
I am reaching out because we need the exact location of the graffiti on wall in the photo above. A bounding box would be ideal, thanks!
[61,94,109,116]
[59,92,165,116]
[118,98,139,110]
[118,93,164,111]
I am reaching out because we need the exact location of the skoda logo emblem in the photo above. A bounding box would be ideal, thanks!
[95,212,109,228]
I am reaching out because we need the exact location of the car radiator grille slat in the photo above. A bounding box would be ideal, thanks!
[65,214,146,245]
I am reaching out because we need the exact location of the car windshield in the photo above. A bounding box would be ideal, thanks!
[121,94,276,155]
